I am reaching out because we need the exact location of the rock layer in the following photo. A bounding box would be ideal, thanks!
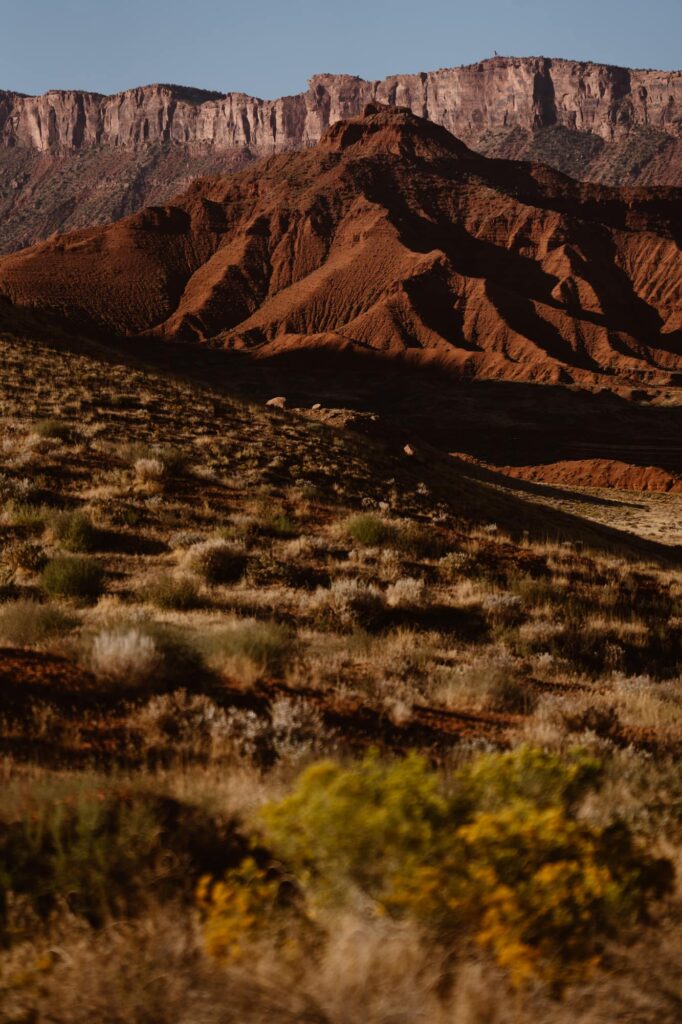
[0,105,679,387]
[0,57,680,253]
[2,59,680,153]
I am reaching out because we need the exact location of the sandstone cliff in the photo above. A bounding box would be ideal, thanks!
[2,58,680,153]
[0,57,680,252]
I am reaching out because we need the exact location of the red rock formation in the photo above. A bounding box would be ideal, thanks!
[0,105,680,386]
[0,58,680,253]
[2,60,680,153]
[457,456,682,493]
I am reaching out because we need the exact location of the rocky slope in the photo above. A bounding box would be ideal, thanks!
[0,57,680,252]
[0,104,679,387]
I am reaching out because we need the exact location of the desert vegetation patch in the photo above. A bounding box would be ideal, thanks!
[0,334,680,1022]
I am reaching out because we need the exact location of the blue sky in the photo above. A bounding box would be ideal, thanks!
[1,0,679,97]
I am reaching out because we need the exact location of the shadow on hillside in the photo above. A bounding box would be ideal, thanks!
[156,341,682,473]
[448,457,646,510]
[2,311,681,566]
[410,443,682,568]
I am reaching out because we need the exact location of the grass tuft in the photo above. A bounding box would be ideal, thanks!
[345,514,395,547]
[41,556,104,601]
[141,573,202,611]
[204,619,294,678]
[183,539,247,585]
[0,599,75,646]
[51,510,99,553]
[32,419,74,441]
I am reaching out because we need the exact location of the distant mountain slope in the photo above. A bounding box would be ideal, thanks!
[0,56,680,253]
[0,104,679,386]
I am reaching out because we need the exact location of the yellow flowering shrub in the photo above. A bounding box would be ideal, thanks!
[196,858,284,961]
[259,747,673,988]
[393,803,671,989]
[260,752,450,901]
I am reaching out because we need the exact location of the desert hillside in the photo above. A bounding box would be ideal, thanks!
[0,326,680,1021]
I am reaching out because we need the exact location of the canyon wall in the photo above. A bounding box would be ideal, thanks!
[1,58,680,154]
[0,58,680,253]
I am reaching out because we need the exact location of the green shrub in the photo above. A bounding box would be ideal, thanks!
[204,619,294,677]
[262,752,449,898]
[0,788,250,930]
[51,510,99,552]
[32,419,73,441]
[261,514,299,539]
[0,600,75,646]
[184,539,247,585]
[261,748,672,988]
[142,573,202,611]
[455,745,603,813]
[345,514,395,548]
[4,501,50,532]
[437,550,469,581]
[41,556,104,601]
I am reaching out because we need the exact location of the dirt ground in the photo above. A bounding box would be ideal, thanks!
[489,480,682,547]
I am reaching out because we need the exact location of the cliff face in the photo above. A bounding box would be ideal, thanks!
[1,58,680,153]
[0,58,680,253]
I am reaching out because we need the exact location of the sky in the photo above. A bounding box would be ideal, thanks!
[1,0,680,97]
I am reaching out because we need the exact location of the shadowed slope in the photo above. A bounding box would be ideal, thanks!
[0,105,680,385]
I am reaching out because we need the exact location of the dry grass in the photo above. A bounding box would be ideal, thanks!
[1,896,680,1024]
[0,332,680,1017]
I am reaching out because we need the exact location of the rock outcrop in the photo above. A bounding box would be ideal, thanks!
[1,59,680,153]
[1,105,679,388]
[0,57,680,253]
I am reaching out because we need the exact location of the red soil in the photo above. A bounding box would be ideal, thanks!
[456,455,682,492]
[0,647,98,710]
[0,104,680,386]
[1,648,676,761]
